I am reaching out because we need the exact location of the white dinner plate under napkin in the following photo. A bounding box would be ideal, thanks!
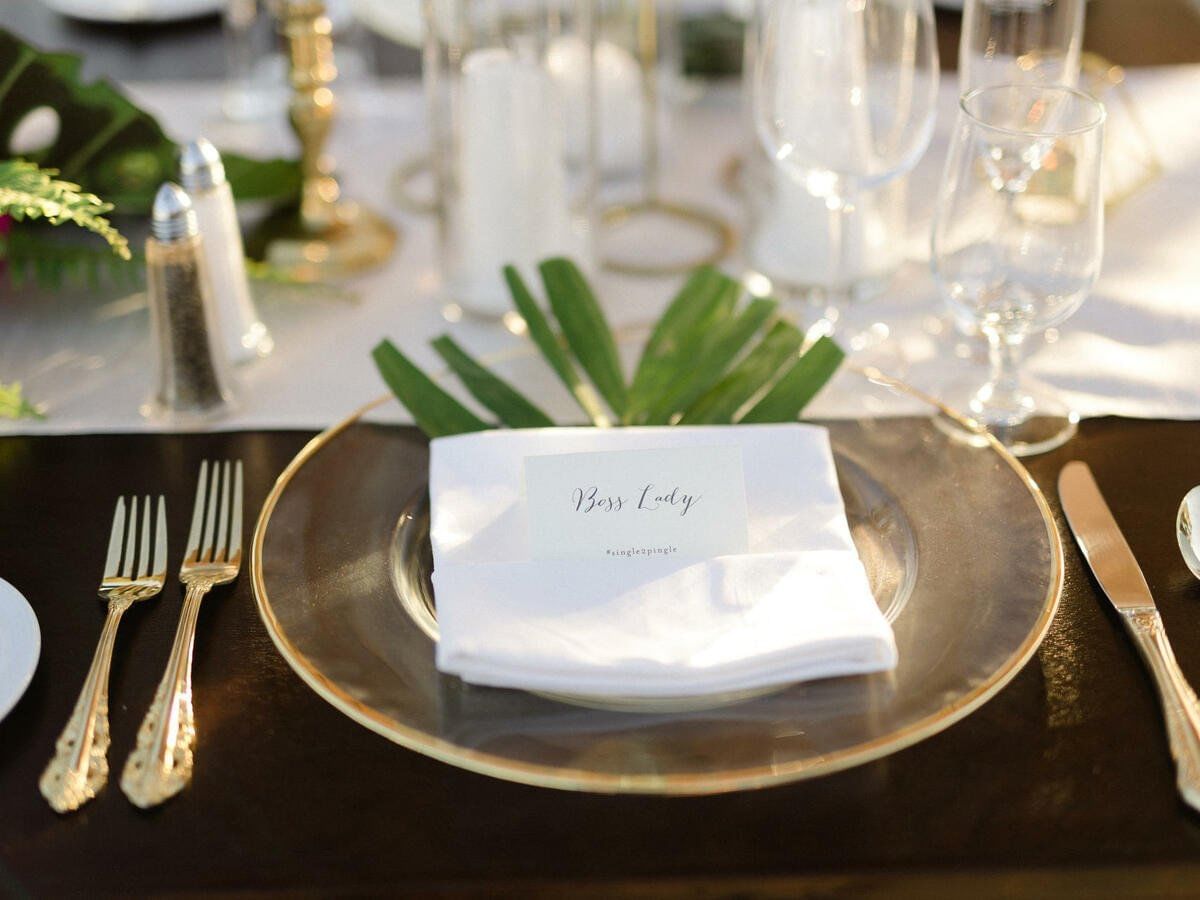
[429,424,896,697]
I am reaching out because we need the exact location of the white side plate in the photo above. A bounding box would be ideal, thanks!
[0,578,41,722]
[40,0,223,24]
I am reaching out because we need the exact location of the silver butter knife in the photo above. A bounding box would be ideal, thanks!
[1059,461,1200,811]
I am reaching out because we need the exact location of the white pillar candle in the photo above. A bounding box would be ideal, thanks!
[747,163,905,291]
[451,47,583,316]
[546,36,643,174]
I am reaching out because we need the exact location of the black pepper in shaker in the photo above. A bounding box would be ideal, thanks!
[141,182,237,423]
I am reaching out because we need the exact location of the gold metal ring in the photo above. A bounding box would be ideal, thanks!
[600,199,737,277]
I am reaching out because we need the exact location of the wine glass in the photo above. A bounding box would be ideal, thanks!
[749,0,939,335]
[960,0,1085,93]
[932,84,1105,456]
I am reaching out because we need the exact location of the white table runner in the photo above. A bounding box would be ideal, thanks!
[2,67,1199,435]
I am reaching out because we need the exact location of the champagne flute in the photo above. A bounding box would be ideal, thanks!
[750,0,939,334]
[932,84,1105,456]
[960,0,1085,93]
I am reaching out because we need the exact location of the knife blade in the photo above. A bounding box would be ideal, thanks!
[1058,460,1200,812]
[1059,460,1155,612]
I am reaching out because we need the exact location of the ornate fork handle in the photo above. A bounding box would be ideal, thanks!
[40,595,134,813]
[120,579,212,808]
[1123,608,1200,812]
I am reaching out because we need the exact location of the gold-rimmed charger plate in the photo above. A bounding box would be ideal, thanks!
[251,363,1062,794]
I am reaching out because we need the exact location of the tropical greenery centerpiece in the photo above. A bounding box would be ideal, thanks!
[0,27,300,290]
[0,27,303,418]
[373,259,843,435]
[0,158,134,419]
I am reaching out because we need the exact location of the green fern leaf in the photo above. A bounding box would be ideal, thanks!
[0,382,44,420]
[0,159,129,259]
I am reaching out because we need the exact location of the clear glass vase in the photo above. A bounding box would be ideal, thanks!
[423,0,598,319]
[590,0,735,277]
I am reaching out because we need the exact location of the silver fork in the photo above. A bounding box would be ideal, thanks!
[40,495,167,813]
[121,460,243,808]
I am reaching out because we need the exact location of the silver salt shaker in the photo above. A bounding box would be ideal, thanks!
[180,138,273,363]
[142,183,237,423]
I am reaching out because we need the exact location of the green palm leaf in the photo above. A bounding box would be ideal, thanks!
[373,262,842,439]
[372,340,491,438]
[432,335,554,429]
[638,297,778,425]
[504,265,611,426]
[679,320,805,425]
[539,258,628,418]
[740,336,845,424]
[627,266,740,423]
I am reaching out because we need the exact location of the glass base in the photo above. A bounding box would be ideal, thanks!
[746,268,894,312]
[748,270,907,378]
[599,199,735,277]
[139,394,237,427]
[440,302,528,337]
[933,373,1079,457]
[390,154,435,216]
[257,202,399,283]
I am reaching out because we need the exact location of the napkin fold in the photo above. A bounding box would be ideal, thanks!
[429,424,896,696]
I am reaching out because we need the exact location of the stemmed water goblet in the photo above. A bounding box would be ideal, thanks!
[951,0,1087,371]
[749,0,939,346]
[932,83,1105,456]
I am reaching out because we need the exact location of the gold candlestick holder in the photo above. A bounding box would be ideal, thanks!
[263,0,397,282]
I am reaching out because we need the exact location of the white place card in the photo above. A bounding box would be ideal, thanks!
[524,445,750,562]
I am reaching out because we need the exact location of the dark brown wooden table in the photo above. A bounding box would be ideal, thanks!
[3,422,1200,898]
[4,1,1200,896]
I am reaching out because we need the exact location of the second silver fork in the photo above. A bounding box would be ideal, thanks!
[121,459,243,808]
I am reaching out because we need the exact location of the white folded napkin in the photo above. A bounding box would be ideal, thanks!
[429,424,897,696]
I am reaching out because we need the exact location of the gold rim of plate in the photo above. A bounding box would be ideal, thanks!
[250,365,1063,794]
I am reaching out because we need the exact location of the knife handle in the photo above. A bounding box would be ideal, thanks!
[1122,608,1200,811]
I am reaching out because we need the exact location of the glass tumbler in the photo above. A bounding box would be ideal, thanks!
[423,0,598,320]
[959,0,1085,93]
[223,0,289,121]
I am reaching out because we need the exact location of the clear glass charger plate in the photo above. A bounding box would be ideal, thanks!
[251,356,1063,795]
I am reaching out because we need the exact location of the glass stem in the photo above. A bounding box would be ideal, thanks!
[825,196,843,298]
[986,329,1025,410]
[825,179,857,316]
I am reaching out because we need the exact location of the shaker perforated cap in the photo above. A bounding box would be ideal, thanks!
[179,138,226,192]
[151,182,199,242]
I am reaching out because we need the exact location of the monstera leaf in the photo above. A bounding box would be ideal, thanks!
[0,28,300,215]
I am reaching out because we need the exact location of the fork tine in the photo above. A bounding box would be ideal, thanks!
[202,460,222,562]
[137,494,152,577]
[185,460,208,564]
[213,461,232,562]
[103,497,127,580]
[153,495,168,578]
[229,461,244,561]
[122,496,139,578]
